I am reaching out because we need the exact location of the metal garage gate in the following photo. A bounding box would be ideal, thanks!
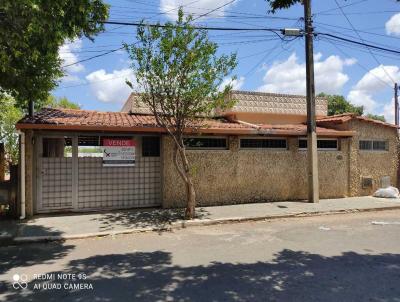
[36,134,162,213]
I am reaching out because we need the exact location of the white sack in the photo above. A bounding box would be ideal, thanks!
[373,186,400,198]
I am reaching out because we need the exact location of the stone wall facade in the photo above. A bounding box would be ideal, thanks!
[162,136,350,208]
[347,120,398,196]
[162,121,398,208]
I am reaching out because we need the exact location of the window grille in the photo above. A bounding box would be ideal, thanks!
[184,137,227,149]
[142,136,160,157]
[42,137,72,158]
[298,139,338,150]
[240,138,287,149]
[359,140,387,151]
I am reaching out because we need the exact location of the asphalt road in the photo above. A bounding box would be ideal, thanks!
[1,210,400,302]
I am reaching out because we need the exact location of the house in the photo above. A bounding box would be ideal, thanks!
[16,90,398,216]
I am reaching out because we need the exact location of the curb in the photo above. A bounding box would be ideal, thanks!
[5,205,400,246]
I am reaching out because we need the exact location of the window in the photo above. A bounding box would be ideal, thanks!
[42,137,72,158]
[184,137,227,149]
[142,136,160,157]
[359,140,388,151]
[298,139,338,150]
[78,136,103,157]
[240,138,287,149]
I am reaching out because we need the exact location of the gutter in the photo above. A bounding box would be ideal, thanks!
[16,130,25,220]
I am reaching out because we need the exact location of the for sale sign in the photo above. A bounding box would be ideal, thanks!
[102,138,136,166]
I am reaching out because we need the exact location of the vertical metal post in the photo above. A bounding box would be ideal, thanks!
[304,0,319,203]
[28,100,34,118]
[395,83,399,126]
[0,143,4,181]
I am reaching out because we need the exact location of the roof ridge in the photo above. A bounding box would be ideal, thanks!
[231,90,327,99]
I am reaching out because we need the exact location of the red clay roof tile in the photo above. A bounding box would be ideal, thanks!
[16,107,354,136]
[317,113,398,129]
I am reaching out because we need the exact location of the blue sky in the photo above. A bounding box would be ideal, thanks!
[54,0,400,121]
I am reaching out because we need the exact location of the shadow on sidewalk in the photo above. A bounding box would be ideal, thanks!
[1,249,399,301]
[90,207,210,232]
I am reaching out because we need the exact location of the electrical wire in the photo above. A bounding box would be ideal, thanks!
[191,0,236,21]
[321,38,393,88]
[333,0,396,84]
[314,0,369,16]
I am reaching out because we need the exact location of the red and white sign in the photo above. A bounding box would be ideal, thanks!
[103,138,136,167]
[103,139,135,147]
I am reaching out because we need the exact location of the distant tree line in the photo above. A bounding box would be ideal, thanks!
[318,93,386,122]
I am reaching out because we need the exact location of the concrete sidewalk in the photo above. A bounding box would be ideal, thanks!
[1,196,400,245]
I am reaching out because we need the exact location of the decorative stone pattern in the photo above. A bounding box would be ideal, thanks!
[225,91,328,116]
[162,135,349,208]
[348,120,399,196]
[122,91,329,116]
[121,93,152,114]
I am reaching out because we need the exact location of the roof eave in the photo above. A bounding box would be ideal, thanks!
[15,123,354,136]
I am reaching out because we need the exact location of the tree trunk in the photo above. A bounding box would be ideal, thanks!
[173,144,196,219]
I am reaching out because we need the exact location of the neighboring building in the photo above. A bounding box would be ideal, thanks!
[16,91,398,216]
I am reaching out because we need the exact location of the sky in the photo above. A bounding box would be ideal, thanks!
[54,0,400,122]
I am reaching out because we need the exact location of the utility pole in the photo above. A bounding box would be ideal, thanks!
[304,0,319,203]
[395,83,399,126]
[28,100,34,118]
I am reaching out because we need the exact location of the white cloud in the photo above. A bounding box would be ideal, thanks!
[347,89,378,113]
[383,98,395,124]
[257,52,355,95]
[160,0,237,20]
[62,74,84,84]
[347,65,400,115]
[59,39,85,73]
[385,13,400,36]
[86,68,136,103]
[220,76,245,90]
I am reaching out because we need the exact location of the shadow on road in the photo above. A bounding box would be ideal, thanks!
[2,249,400,301]
[0,225,74,297]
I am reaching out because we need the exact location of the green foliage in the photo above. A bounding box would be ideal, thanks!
[124,8,237,137]
[365,114,386,122]
[265,0,302,13]
[45,95,81,109]
[125,8,237,218]
[0,94,78,165]
[0,94,23,164]
[318,93,364,116]
[319,93,387,122]
[0,0,109,110]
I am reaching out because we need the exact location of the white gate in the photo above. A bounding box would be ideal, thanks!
[36,134,161,213]
[37,136,74,212]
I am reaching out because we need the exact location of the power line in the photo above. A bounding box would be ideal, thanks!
[314,0,369,15]
[314,21,400,42]
[319,36,400,61]
[318,33,400,56]
[333,0,396,84]
[61,47,125,68]
[321,39,393,88]
[192,0,236,21]
[102,20,282,32]
[317,10,400,16]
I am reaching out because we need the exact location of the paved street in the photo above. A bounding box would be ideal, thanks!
[1,210,400,301]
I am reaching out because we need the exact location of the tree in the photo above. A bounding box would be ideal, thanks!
[365,113,386,122]
[318,93,364,116]
[0,94,79,165]
[46,95,81,109]
[0,0,109,111]
[125,9,237,219]
[318,93,388,122]
[0,94,23,165]
[265,0,301,13]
